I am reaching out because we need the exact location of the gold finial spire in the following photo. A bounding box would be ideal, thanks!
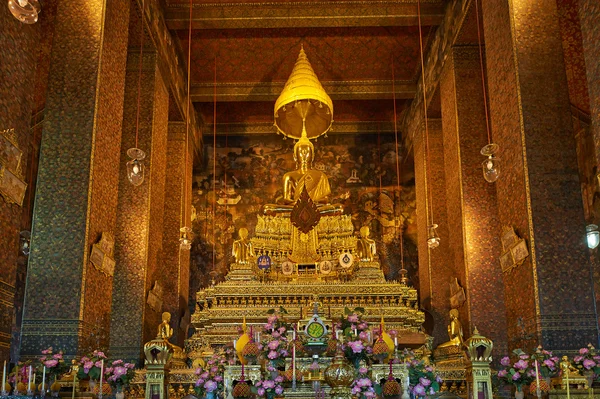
[274,47,333,140]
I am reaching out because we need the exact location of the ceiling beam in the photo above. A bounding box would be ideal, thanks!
[203,121,397,135]
[165,1,445,30]
[191,80,416,102]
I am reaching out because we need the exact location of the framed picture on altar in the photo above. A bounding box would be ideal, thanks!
[499,251,514,273]
[0,131,22,173]
[0,164,27,206]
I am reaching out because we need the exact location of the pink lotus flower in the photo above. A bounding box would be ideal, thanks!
[348,314,359,323]
[359,367,368,374]
[275,376,283,383]
[512,372,521,381]
[275,385,284,395]
[580,348,590,355]
[413,384,426,396]
[267,315,277,324]
[44,359,58,368]
[583,359,596,370]
[543,359,556,370]
[500,357,511,366]
[498,370,508,378]
[268,340,280,350]
[257,387,265,396]
[574,356,584,363]
[419,377,431,387]
[263,380,275,389]
[347,340,364,354]
[267,350,278,360]
[271,331,280,338]
[214,375,223,383]
[204,380,217,392]
[514,359,528,371]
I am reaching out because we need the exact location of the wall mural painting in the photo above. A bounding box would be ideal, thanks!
[190,133,418,294]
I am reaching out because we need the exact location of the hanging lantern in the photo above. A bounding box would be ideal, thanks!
[180,226,193,250]
[427,224,440,249]
[481,143,500,183]
[8,0,40,24]
[126,148,146,186]
[19,230,31,256]
[586,224,600,250]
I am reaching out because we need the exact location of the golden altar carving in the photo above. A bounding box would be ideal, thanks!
[187,47,427,358]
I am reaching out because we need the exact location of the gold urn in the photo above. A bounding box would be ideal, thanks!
[324,351,355,399]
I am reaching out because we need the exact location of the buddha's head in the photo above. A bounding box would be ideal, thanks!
[360,226,370,238]
[449,309,459,320]
[239,227,249,240]
[162,312,171,322]
[294,134,314,170]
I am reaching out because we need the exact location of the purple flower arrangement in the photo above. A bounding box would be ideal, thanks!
[530,346,560,378]
[496,349,535,391]
[351,367,377,399]
[572,344,600,377]
[262,312,292,370]
[252,375,285,397]
[77,350,108,381]
[38,347,68,380]
[194,354,226,397]
[404,353,441,398]
[338,307,371,368]
[103,360,136,389]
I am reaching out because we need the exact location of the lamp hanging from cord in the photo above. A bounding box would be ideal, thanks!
[127,0,147,187]
[416,0,440,249]
[179,0,195,250]
[8,0,40,24]
[474,0,500,183]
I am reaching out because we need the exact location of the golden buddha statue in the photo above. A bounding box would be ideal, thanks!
[264,127,342,216]
[232,228,254,264]
[155,312,186,361]
[560,356,582,377]
[356,226,377,262]
[437,309,463,348]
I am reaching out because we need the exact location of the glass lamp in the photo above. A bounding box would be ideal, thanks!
[19,230,31,256]
[126,148,146,186]
[480,143,500,183]
[8,0,40,24]
[587,224,599,249]
[180,226,193,250]
[427,224,440,249]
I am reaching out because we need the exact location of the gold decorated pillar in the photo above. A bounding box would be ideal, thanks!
[414,118,455,346]
[110,7,169,361]
[161,121,192,346]
[439,45,507,355]
[482,0,598,350]
[20,0,130,357]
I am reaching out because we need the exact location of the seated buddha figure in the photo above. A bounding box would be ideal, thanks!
[437,309,464,348]
[356,226,377,262]
[264,129,342,216]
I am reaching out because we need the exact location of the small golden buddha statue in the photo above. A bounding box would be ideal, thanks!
[560,356,581,377]
[437,309,463,348]
[264,127,342,216]
[232,228,254,264]
[356,226,377,262]
[156,312,185,359]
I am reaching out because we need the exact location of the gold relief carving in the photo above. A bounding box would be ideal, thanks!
[90,232,116,276]
[500,226,529,273]
[0,129,26,206]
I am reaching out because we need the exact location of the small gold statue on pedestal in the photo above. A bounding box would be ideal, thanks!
[356,226,377,262]
[437,309,463,348]
[232,228,254,264]
[556,355,588,389]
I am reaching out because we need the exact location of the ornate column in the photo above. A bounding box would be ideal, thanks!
[482,0,598,350]
[161,121,192,346]
[439,46,508,356]
[109,30,169,361]
[414,118,454,346]
[579,0,600,168]
[20,0,130,357]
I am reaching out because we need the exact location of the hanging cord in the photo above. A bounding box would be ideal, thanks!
[212,56,217,272]
[474,0,492,144]
[182,0,193,230]
[134,0,145,149]
[417,0,434,226]
[392,58,404,270]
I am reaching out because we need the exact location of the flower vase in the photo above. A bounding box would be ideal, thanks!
[266,392,276,399]
[515,389,524,399]
[88,380,96,392]
[205,391,216,399]
[115,385,125,399]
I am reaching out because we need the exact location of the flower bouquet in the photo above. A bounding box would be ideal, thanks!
[405,353,441,398]
[252,374,284,399]
[39,347,68,382]
[104,360,136,393]
[497,350,535,394]
[531,346,560,379]
[262,312,291,371]
[77,350,108,381]
[194,354,225,399]
[339,307,371,368]
[572,344,600,376]
[351,367,377,399]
